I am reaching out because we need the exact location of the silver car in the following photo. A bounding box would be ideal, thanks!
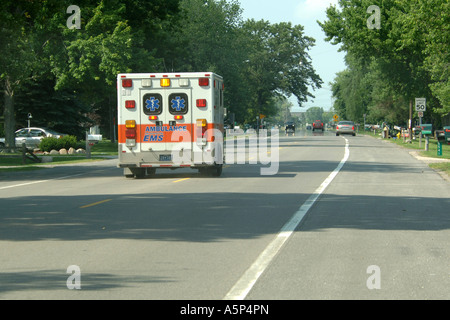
[336,121,356,136]
[0,127,67,150]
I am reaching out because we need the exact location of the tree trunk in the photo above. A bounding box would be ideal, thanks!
[4,76,16,153]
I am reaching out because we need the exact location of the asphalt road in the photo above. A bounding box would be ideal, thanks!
[0,130,448,300]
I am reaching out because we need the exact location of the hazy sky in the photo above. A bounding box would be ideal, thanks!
[238,0,347,111]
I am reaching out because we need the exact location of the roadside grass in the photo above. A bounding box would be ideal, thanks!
[429,162,450,177]
[0,140,118,171]
[89,140,118,155]
[359,130,450,159]
[360,130,450,178]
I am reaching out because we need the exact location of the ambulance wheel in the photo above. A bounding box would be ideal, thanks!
[132,168,146,179]
[124,168,134,178]
[210,164,222,177]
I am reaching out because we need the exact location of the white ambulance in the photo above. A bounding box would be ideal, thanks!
[117,72,225,178]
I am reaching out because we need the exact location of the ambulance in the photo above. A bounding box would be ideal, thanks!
[117,72,225,178]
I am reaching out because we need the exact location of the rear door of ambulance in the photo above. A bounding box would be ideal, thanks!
[139,75,193,165]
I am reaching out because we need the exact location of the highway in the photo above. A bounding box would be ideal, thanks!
[0,130,449,300]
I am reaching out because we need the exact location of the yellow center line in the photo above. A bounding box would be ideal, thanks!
[80,199,112,209]
[173,178,191,183]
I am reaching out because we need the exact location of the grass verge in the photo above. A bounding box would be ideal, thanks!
[0,140,118,171]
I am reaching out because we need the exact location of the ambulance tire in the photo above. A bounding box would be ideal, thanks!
[146,168,156,176]
[210,164,223,177]
[132,168,146,179]
[198,167,208,176]
[198,165,222,177]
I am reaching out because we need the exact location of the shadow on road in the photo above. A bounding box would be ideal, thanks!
[0,190,449,244]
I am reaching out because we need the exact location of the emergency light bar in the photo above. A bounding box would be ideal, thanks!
[142,79,152,87]
[161,78,171,87]
[199,78,209,87]
[125,101,135,109]
[122,79,132,88]
[196,99,207,108]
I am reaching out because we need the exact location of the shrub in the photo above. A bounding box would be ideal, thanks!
[39,135,78,152]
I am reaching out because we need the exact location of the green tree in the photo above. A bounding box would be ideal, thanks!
[319,0,448,126]
[305,107,324,124]
[241,19,322,123]
[172,0,249,122]
[0,0,45,151]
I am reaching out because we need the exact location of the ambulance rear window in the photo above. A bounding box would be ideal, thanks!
[169,93,189,115]
[143,93,162,115]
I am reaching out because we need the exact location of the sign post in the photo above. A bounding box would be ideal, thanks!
[415,98,426,147]
[418,112,423,147]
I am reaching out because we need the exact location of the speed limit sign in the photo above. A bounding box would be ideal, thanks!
[415,98,426,112]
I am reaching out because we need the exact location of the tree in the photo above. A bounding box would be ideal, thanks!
[305,107,324,124]
[319,0,448,126]
[0,0,45,151]
[1,0,183,145]
[241,19,322,123]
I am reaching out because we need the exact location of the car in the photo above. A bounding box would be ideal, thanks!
[285,121,295,136]
[312,120,324,131]
[336,121,356,136]
[0,127,67,150]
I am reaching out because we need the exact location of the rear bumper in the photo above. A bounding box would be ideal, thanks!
[118,145,221,168]
[336,130,355,134]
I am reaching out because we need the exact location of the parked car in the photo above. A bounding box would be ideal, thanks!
[0,127,67,150]
[336,121,356,136]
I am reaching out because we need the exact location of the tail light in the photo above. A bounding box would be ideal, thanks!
[336,125,339,130]
[125,120,136,129]
[125,129,136,139]
[352,126,355,130]
[125,120,137,147]
[197,119,207,141]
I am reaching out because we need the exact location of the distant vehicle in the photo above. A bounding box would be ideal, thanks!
[0,127,67,150]
[285,121,295,136]
[336,121,356,136]
[312,120,324,131]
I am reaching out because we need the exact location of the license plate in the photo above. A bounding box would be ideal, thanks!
[159,155,172,162]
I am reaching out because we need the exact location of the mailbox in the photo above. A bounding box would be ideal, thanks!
[420,124,432,135]
[87,134,102,142]
[436,130,445,142]
[444,126,450,144]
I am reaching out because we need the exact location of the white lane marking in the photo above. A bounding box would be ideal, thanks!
[224,137,350,300]
[0,173,85,190]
